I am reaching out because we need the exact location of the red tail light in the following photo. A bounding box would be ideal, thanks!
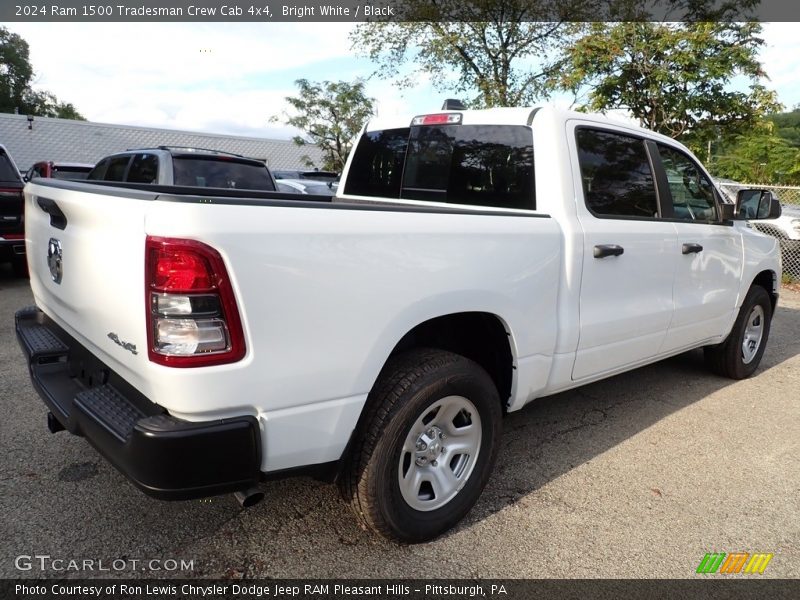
[145,236,245,367]
[150,246,214,292]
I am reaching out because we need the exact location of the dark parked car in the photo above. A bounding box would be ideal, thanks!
[0,144,26,276]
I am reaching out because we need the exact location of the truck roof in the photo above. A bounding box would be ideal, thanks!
[364,105,679,146]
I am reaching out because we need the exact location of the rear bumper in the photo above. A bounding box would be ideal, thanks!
[15,306,262,500]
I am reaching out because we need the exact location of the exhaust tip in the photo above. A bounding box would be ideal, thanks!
[47,412,65,434]
[234,487,264,508]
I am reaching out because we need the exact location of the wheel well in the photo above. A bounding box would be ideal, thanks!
[752,270,778,311]
[390,312,514,408]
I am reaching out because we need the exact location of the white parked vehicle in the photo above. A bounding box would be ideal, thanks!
[751,202,800,241]
[16,106,782,542]
[275,178,334,196]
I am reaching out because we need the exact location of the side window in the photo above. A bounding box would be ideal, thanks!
[576,128,658,218]
[657,144,717,221]
[126,153,159,183]
[344,128,410,198]
[87,158,110,180]
[104,156,131,182]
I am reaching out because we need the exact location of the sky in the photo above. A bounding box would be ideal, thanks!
[4,22,800,140]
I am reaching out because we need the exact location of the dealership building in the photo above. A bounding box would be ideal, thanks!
[0,112,323,173]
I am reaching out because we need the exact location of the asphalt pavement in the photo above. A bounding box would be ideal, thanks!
[1,263,798,579]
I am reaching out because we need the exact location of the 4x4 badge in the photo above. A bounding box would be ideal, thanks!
[107,332,138,356]
[47,238,62,283]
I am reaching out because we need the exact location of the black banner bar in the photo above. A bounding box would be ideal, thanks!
[3,0,800,23]
[2,579,800,600]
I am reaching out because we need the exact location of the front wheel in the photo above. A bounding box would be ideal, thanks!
[704,285,773,379]
[340,349,502,543]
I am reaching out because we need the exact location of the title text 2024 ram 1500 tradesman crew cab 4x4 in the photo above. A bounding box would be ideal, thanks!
[16,106,782,542]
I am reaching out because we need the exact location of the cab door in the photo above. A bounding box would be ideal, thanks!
[569,124,678,380]
[652,143,743,352]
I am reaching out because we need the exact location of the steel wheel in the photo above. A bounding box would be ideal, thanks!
[704,285,772,380]
[397,395,482,512]
[741,304,765,365]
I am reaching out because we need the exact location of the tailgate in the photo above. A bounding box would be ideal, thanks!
[24,180,156,384]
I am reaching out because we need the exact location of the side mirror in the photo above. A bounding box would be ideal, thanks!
[736,189,782,220]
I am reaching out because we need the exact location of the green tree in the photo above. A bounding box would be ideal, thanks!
[350,0,590,108]
[0,26,85,119]
[771,108,800,148]
[0,27,33,114]
[561,22,781,152]
[711,122,800,184]
[24,89,85,120]
[273,79,375,173]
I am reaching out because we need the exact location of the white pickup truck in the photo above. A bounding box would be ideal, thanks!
[16,106,782,543]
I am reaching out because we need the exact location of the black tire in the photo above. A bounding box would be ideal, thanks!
[704,285,773,379]
[340,348,502,543]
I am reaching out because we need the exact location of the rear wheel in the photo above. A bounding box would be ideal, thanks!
[704,285,773,379]
[340,348,502,543]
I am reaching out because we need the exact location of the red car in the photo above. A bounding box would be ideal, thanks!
[24,161,94,181]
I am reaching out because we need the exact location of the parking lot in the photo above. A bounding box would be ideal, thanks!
[1,263,798,579]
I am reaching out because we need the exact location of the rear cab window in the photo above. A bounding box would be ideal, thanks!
[345,123,535,210]
[172,156,275,190]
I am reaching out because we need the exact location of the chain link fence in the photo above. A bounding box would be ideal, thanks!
[717,182,800,284]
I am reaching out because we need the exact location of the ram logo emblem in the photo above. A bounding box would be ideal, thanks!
[47,238,62,284]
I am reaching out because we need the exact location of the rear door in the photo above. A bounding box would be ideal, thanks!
[569,124,678,380]
[653,143,743,351]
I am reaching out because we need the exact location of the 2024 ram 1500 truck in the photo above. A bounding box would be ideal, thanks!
[16,106,782,542]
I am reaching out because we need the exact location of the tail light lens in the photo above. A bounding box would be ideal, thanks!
[145,236,245,367]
